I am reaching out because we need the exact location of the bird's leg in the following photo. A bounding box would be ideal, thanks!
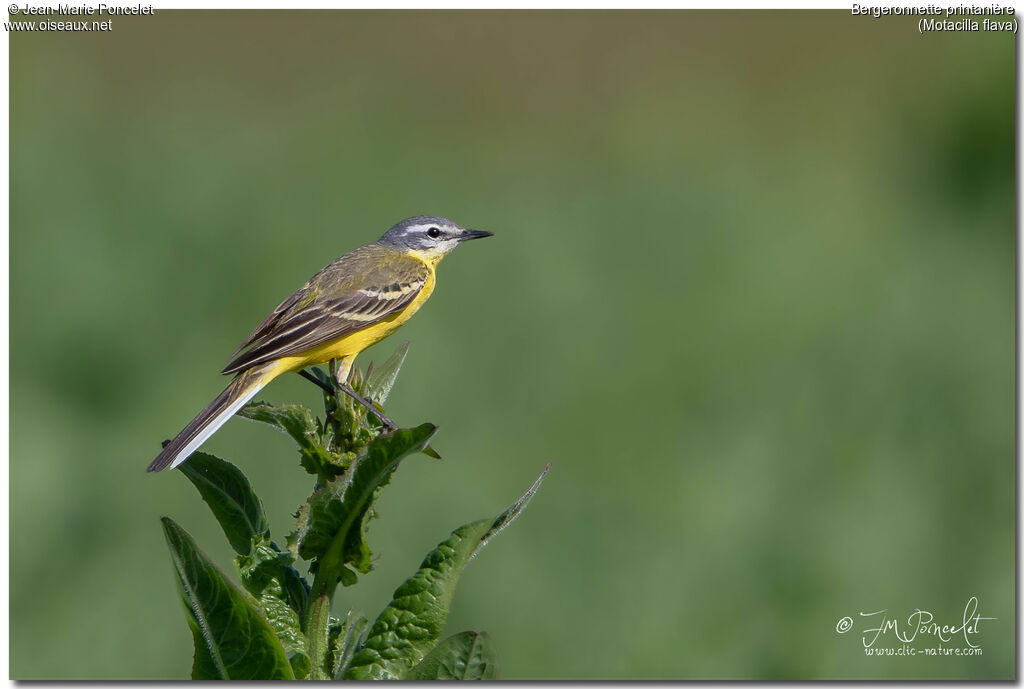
[331,357,399,432]
[298,368,342,438]
[329,357,349,390]
[337,381,399,432]
[298,368,334,395]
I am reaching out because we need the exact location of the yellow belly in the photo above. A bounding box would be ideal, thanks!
[273,270,436,374]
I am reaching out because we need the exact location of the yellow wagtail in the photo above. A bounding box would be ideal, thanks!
[147,215,492,472]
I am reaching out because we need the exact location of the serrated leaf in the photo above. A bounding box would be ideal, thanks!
[364,341,410,406]
[160,518,294,680]
[344,466,548,680]
[295,423,438,564]
[180,452,269,555]
[238,400,336,475]
[324,617,344,678]
[405,631,498,680]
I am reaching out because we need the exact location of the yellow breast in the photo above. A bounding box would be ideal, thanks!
[276,268,437,373]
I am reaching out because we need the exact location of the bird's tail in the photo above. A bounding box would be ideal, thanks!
[147,363,277,472]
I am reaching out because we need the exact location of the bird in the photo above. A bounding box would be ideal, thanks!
[147,215,493,472]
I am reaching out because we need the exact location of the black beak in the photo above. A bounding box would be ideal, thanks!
[459,229,494,241]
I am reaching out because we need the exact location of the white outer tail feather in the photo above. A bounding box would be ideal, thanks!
[165,378,267,470]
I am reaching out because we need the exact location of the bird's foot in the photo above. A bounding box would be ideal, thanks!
[337,381,399,433]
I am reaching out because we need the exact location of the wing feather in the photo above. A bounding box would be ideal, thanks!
[229,284,318,357]
[222,250,429,375]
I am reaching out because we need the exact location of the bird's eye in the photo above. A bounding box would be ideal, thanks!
[426,227,442,239]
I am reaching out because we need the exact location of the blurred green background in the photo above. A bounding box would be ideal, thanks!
[10,10,1014,680]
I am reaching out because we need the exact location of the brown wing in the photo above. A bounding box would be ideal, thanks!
[229,285,318,359]
[222,249,429,375]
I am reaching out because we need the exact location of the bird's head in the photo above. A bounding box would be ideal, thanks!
[378,215,493,263]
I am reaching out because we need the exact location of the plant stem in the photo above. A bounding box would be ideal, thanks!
[306,586,334,680]
[304,360,381,679]
[306,542,351,679]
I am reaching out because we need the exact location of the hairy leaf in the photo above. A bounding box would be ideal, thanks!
[468,463,550,563]
[405,631,498,680]
[344,466,548,680]
[160,518,294,680]
[331,612,371,679]
[238,400,336,476]
[294,423,437,564]
[180,452,268,555]
[364,341,409,406]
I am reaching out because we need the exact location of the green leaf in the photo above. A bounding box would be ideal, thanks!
[288,650,311,680]
[236,535,310,624]
[160,518,295,680]
[305,365,336,391]
[238,400,336,476]
[235,535,311,677]
[294,423,438,565]
[363,341,410,406]
[331,612,371,679]
[180,452,269,555]
[405,631,499,680]
[467,463,550,563]
[344,466,549,680]
[343,519,490,680]
[363,343,441,458]
[339,565,358,587]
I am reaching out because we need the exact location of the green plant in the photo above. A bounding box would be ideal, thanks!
[158,343,547,680]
